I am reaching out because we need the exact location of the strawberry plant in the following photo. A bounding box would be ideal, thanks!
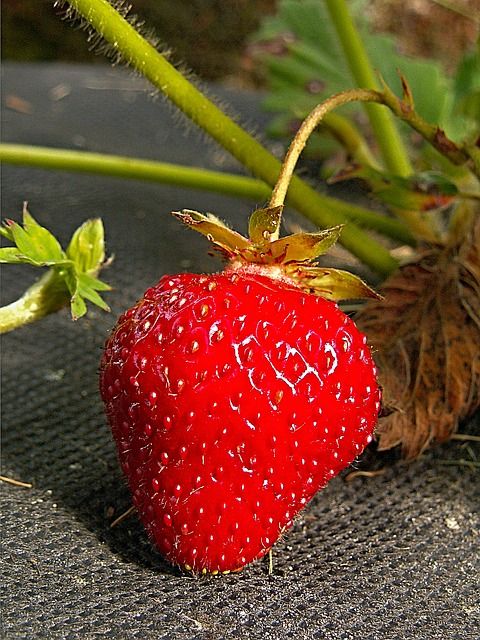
[1,0,479,572]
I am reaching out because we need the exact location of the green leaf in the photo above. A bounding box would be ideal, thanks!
[61,265,88,320]
[248,206,283,245]
[70,291,88,320]
[66,218,106,274]
[450,44,480,139]
[0,221,15,241]
[6,220,38,258]
[77,273,111,311]
[252,0,462,148]
[60,262,111,317]
[454,44,480,103]
[61,265,82,320]
[2,209,66,266]
[65,218,110,314]
[78,272,112,292]
[0,245,70,268]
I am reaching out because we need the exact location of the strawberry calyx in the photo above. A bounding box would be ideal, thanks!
[173,208,381,301]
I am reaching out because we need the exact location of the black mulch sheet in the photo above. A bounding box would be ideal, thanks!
[1,63,479,640]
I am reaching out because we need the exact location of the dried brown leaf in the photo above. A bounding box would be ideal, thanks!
[357,215,480,459]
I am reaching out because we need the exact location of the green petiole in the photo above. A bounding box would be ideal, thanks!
[0,143,415,245]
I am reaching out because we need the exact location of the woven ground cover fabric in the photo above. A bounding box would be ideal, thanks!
[1,63,479,640]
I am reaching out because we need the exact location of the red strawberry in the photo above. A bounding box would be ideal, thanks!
[100,207,381,574]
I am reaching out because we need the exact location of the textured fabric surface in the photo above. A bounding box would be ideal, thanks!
[1,64,479,640]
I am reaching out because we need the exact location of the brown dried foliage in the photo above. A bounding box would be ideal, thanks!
[357,215,480,459]
[368,0,479,73]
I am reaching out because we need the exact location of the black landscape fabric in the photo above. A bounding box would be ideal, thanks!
[1,64,479,640]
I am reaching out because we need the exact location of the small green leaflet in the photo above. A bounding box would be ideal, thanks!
[0,206,65,266]
[66,218,106,274]
[77,273,111,310]
[63,267,111,320]
[0,206,111,320]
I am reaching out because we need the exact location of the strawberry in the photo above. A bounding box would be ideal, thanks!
[100,206,381,574]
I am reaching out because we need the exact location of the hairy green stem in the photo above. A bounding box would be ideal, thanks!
[62,0,398,275]
[0,143,414,244]
[0,270,68,334]
[324,0,413,178]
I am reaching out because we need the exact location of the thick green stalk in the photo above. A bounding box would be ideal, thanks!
[63,0,398,275]
[0,144,415,244]
[324,0,412,178]
[0,270,67,334]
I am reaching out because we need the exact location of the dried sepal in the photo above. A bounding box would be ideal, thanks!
[269,226,344,263]
[291,266,382,301]
[173,210,250,256]
[173,209,379,302]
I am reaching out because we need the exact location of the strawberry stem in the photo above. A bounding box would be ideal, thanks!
[0,270,68,333]
[0,144,415,245]
[60,0,399,276]
[378,80,480,177]
[270,91,376,210]
[269,90,443,243]
[0,143,271,201]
